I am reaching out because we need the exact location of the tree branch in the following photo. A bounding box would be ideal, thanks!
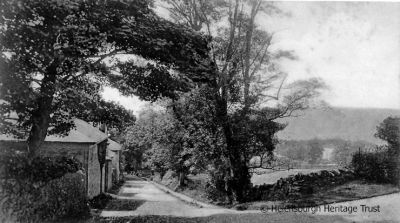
[61,50,120,82]
[262,72,287,101]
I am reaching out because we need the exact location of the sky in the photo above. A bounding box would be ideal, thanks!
[102,1,400,115]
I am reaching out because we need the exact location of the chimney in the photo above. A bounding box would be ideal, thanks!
[99,122,108,135]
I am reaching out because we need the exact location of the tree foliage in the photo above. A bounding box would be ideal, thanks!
[373,116,400,184]
[277,139,375,167]
[375,116,400,154]
[305,139,322,164]
[160,0,326,203]
[124,86,226,184]
[0,0,212,156]
[124,106,174,174]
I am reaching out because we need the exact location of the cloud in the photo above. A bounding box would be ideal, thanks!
[258,2,400,109]
[103,2,400,112]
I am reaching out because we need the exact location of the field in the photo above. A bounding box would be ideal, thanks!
[246,168,400,211]
[163,167,400,212]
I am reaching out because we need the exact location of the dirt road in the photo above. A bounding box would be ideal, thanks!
[100,177,237,218]
[100,176,398,222]
[315,192,400,222]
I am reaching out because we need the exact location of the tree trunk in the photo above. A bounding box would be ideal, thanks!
[27,64,57,158]
[27,107,52,157]
[178,171,186,187]
[243,0,260,111]
[216,83,251,203]
[225,1,261,202]
[224,123,251,203]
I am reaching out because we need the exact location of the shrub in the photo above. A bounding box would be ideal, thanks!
[205,172,229,203]
[89,193,113,209]
[0,154,89,222]
[247,184,273,201]
[1,155,82,182]
[108,178,125,195]
[205,182,226,203]
[351,149,398,184]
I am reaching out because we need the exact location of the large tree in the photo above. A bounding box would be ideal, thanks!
[0,0,212,157]
[375,116,400,184]
[375,116,400,154]
[124,86,225,187]
[162,0,326,203]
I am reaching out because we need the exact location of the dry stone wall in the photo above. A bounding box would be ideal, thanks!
[250,169,355,201]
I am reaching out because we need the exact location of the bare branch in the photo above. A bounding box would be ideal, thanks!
[221,0,240,74]
[249,152,293,171]
[92,50,120,65]
[4,117,19,121]
[262,72,287,100]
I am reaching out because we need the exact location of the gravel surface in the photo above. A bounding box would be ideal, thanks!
[100,178,238,218]
[100,176,399,222]
[315,191,400,222]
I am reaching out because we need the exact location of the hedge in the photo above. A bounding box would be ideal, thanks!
[351,149,399,185]
[0,154,89,222]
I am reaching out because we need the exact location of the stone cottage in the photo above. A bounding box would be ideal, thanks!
[0,119,122,198]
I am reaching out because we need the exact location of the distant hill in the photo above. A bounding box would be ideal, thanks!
[276,107,400,144]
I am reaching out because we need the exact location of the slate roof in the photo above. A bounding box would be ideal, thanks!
[108,139,122,151]
[0,119,108,144]
[46,119,108,143]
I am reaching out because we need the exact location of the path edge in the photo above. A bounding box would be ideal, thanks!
[146,179,221,209]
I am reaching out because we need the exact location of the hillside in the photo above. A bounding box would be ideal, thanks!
[277,107,400,144]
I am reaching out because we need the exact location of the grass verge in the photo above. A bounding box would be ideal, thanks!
[95,213,349,223]
[242,180,400,210]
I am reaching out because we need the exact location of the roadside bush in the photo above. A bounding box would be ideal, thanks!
[89,193,113,209]
[1,154,82,182]
[351,149,398,184]
[205,172,229,203]
[0,154,89,222]
[247,184,273,201]
[108,178,126,195]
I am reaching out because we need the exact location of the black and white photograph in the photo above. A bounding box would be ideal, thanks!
[0,0,399,222]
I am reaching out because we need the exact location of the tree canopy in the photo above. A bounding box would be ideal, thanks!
[124,87,225,182]
[160,0,326,202]
[0,0,213,155]
[376,116,400,154]
[121,0,326,203]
